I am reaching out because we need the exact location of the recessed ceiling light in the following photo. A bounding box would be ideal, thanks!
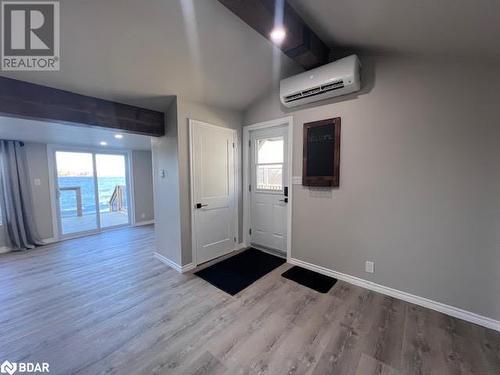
[100,141,108,146]
[270,27,286,44]
[114,134,123,139]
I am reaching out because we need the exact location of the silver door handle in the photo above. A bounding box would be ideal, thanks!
[279,198,288,203]
[196,203,208,209]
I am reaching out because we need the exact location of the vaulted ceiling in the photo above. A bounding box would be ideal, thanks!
[288,0,500,61]
[1,0,498,116]
[0,0,300,112]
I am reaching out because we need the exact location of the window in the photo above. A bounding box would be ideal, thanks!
[255,137,284,191]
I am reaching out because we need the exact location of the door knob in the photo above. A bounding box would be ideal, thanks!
[196,203,208,209]
[279,198,288,203]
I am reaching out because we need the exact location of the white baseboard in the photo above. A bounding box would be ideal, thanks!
[289,257,500,332]
[42,237,57,244]
[135,220,155,227]
[251,244,286,259]
[154,252,194,273]
[0,246,10,254]
[234,243,249,252]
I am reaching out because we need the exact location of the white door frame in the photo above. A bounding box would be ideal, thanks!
[243,116,293,261]
[189,119,239,267]
[47,144,135,241]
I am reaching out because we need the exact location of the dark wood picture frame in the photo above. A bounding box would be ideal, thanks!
[302,117,341,187]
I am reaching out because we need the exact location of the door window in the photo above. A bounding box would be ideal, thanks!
[255,137,284,191]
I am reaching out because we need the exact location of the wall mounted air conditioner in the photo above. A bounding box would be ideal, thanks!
[280,55,361,108]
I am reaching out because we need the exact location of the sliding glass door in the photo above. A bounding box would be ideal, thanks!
[56,151,99,236]
[96,154,129,229]
[54,149,131,238]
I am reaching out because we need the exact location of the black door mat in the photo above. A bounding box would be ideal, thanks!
[281,266,337,293]
[195,248,285,295]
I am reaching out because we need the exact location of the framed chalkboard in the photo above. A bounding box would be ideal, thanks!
[302,118,341,187]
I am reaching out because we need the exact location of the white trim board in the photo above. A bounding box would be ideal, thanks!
[289,257,500,332]
[243,116,294,261]
[134,220,155,227]
[154,252,195,273]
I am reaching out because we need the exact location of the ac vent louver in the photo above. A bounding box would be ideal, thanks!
[283,80,344,103]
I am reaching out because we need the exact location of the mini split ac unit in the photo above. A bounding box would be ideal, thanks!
[280,55,361,108]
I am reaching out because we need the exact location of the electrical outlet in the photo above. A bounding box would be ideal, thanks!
[365,261,374,274]
[141,213,146,219]
[34,178,41,186]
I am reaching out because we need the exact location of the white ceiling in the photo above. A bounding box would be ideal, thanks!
[288,0,500,61]
[0,116,152,150]
[0,0,300,112]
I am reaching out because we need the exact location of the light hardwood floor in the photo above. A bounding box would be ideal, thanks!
[0,225,498,374]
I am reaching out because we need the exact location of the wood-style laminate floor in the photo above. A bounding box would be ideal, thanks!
[0,225,498,374]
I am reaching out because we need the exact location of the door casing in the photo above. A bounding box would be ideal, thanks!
[243,116,293,261]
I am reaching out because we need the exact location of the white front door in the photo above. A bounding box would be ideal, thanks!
[250,125,288,254]
[190,120,237,264]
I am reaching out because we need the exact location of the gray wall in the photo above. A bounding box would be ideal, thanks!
[152,99,183,265]
[244,55,500,321]
[25,143,54,241]
[132,150,155,223]
[176,98,243,265]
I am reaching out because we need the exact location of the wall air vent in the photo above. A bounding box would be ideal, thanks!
[283,80,344,104]
[280,55,361,108]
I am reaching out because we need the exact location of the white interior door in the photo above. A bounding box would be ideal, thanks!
[190,120,237,264]
[250,126,288,254]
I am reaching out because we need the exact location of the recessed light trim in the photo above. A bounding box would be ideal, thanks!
[270,27,286,44]
[114,134,123,139]
[100,141,108,146]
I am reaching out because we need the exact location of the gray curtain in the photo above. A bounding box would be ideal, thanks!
[0,140,42,250]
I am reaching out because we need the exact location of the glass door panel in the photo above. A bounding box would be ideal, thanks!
[95,154,130,228]
[55,151,98,236]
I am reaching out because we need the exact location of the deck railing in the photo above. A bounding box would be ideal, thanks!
[109,185,126,212]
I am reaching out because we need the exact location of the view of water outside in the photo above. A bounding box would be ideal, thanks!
[56,152,128,232]
[58,176,127,217]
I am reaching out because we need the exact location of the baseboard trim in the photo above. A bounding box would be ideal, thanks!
[0,246,10,254]
[251,244,286,259]
[42,237,57,244]
[289,257,500,332]
[135,220,155,227]
[154,252,194,273]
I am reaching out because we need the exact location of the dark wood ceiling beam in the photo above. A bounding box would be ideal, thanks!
[217,0,329,70]
[0,77,165,137]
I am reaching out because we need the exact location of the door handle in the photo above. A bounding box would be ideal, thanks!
[196,203,208,209]
[279,198,288,203]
